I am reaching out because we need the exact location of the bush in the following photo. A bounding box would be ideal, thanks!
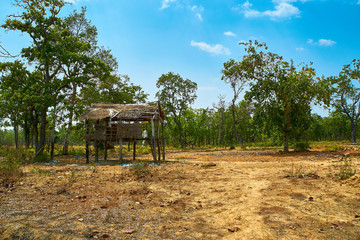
[130,162,152,179]
[33,152,50,163]
[137,146,151,154]
[334,155,356,180]
[292,142,311,152]
[324,144,344,152]
[286,163,319,179]
[0,147,26,187]
[68,147,86,156]
[229,145,235,150]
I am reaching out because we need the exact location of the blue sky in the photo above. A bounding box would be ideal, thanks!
[1,0,360,115]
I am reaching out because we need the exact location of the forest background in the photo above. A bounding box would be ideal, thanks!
[1,0,360,157]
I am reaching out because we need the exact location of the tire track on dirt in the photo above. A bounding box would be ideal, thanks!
[224,163,274,240]
[189,162,274,239]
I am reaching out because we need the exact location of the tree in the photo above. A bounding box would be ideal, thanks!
[3,0,68,155]
[331,59,360,143]
[0,44,16,58]
[221,41,267,149]
[322,110,351,141]
[156,72,197,148]
[213,95,226,146]
[60,7,116,155]
[83,74,148,105]
[0,61,30,148]
[243,41,322,152]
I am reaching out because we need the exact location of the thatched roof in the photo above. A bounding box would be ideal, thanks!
[79,103,165,122]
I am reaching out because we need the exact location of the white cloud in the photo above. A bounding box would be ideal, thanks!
[242,0,252,8]
[191,5,204,21]
[296,47,305,51]
[224,31,236,37]
[307,38,336,47]
[160,2,204,21]
[307,39,314,44]
[160,0,176,10]
[240,0,301,20]
[318,39,336,46]
[263,2,300,19]
[65,0,89,4]
[190,41,231,55]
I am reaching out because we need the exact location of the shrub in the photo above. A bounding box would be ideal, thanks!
[0,148,26,187]
[88,163,98,173]
[130,162,151,179]
[324,144,344,152]
[292,142,311,152]
[137,146,151,154]
[229,145,235,150]
[286,163,319,179]
[68,146,86,156]
[33,152,50,163]
[30,167,51,176]
[334,155,356,180]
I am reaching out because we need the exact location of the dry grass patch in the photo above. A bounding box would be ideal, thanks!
[1,147,360,239]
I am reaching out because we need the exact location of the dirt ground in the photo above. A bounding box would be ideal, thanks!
[1,146,360,240]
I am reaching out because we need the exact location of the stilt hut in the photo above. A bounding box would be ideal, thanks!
[79,103,165,163]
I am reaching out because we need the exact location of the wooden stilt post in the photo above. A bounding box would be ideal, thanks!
[104,141,108,161]
[95,120,99,162]
[133,141,136,161]
[161,121,165,161]
[85,120,90,164]
[95,140,99,162]
[151,118,157,162]
[157,121,161,161]
[119,139,123,163]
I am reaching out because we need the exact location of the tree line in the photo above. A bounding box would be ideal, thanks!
[1,0,359,154]
[0,0,147,158]
[156,41,360,152]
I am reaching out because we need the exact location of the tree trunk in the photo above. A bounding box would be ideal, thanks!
[283,101,291,152]
[283,130,289,152]
[351,121,357,143]
[220,109,225,146]
[37,108,47,156]
[32,110,39,151]
[50,105,57,160]
[13,124,19,149]
[85,120,90,163]
[24,119,30,149]
[62,120,71,155]
[63,83,77,155]
[174,117,184,148]
[231,102,243,149]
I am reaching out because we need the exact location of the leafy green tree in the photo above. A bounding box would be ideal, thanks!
[308,114,326,141]
[221,60,248,148]
[60,7,116,155]
[221,41,267,149]
[182,108,211,147]
[213,95,226,146]
[243,41,322,152]
[156,72,197,148]
[0,61,30,148]
[330,59,360,143]
[323,110,351,141]
[3,0,68,154]
[83,74,148,105]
